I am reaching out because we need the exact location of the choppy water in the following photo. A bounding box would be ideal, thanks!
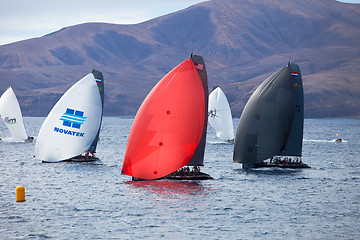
[1,118,359,239]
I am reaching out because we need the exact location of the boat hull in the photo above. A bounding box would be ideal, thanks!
[164,171,213,180]
[42,155,99,163]
[25,137,34,143]
[246,162,311,169]
[131,172,213,181]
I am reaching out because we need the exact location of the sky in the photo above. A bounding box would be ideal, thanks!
[1,0,359,46]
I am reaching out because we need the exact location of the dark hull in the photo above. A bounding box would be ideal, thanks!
[131,172,213,181]
[131,176,164,181]
[164,171,213,180]
[64,156,99,162]
[251,162,311,169]
[25,137,34,143]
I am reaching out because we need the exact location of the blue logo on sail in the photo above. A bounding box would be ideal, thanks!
[60,108,87,129]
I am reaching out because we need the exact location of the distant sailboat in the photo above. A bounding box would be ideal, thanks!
[35,70,104,163]
[233,62,310,169]
[208,87,234,143]
[122,54,212,180]
[0,87,33,142]
[335,133,342,142]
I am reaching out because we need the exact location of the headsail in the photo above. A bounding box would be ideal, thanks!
[0,87,29,141]
[34,71,103,162]
[86,69,104,153]
[208,87,234,142]
[233,65,296,165]
[122,55,206,180]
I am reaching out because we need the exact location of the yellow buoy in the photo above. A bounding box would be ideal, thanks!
[16,186,25,202]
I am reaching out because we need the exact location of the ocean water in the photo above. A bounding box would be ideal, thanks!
[0,117,359,239]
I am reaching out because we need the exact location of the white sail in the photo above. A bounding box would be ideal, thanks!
[208,87,234,142]
[0,87,29,141]
[34,73,102,162]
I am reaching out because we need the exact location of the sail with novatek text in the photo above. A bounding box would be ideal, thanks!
[34,71,103,162]
[122,55,207,180]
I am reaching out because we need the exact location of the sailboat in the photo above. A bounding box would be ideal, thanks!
[0,87,33,142]
[233,62,310,169]
[122,54,212,180]
[208,87,234,143]
[34,69,104,163]
[335,133,342,142]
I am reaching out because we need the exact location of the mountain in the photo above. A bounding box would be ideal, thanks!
[0,0,359,118]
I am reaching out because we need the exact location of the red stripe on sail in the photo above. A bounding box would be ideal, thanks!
[122,59,205,179]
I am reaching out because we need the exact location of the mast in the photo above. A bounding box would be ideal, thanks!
[187,54,208,167]
[281,63,304,156]
[87,69,104,153]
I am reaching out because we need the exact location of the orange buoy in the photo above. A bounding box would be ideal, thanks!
[16,186,25,202]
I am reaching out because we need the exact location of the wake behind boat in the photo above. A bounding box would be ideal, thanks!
[35,70,104,163]
[234,62,310,169]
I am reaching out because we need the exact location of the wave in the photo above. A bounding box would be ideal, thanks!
[304,139,347,143]
[208,141,234,145]
[0,137,24,143]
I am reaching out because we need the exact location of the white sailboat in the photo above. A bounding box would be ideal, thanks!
[208,87,234,143]
[34,70,104,163]
[0,87,33,142]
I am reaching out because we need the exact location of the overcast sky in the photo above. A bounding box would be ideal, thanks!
[1,0,359,46]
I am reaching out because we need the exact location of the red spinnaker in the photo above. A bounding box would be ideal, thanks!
[122,59,205,179]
